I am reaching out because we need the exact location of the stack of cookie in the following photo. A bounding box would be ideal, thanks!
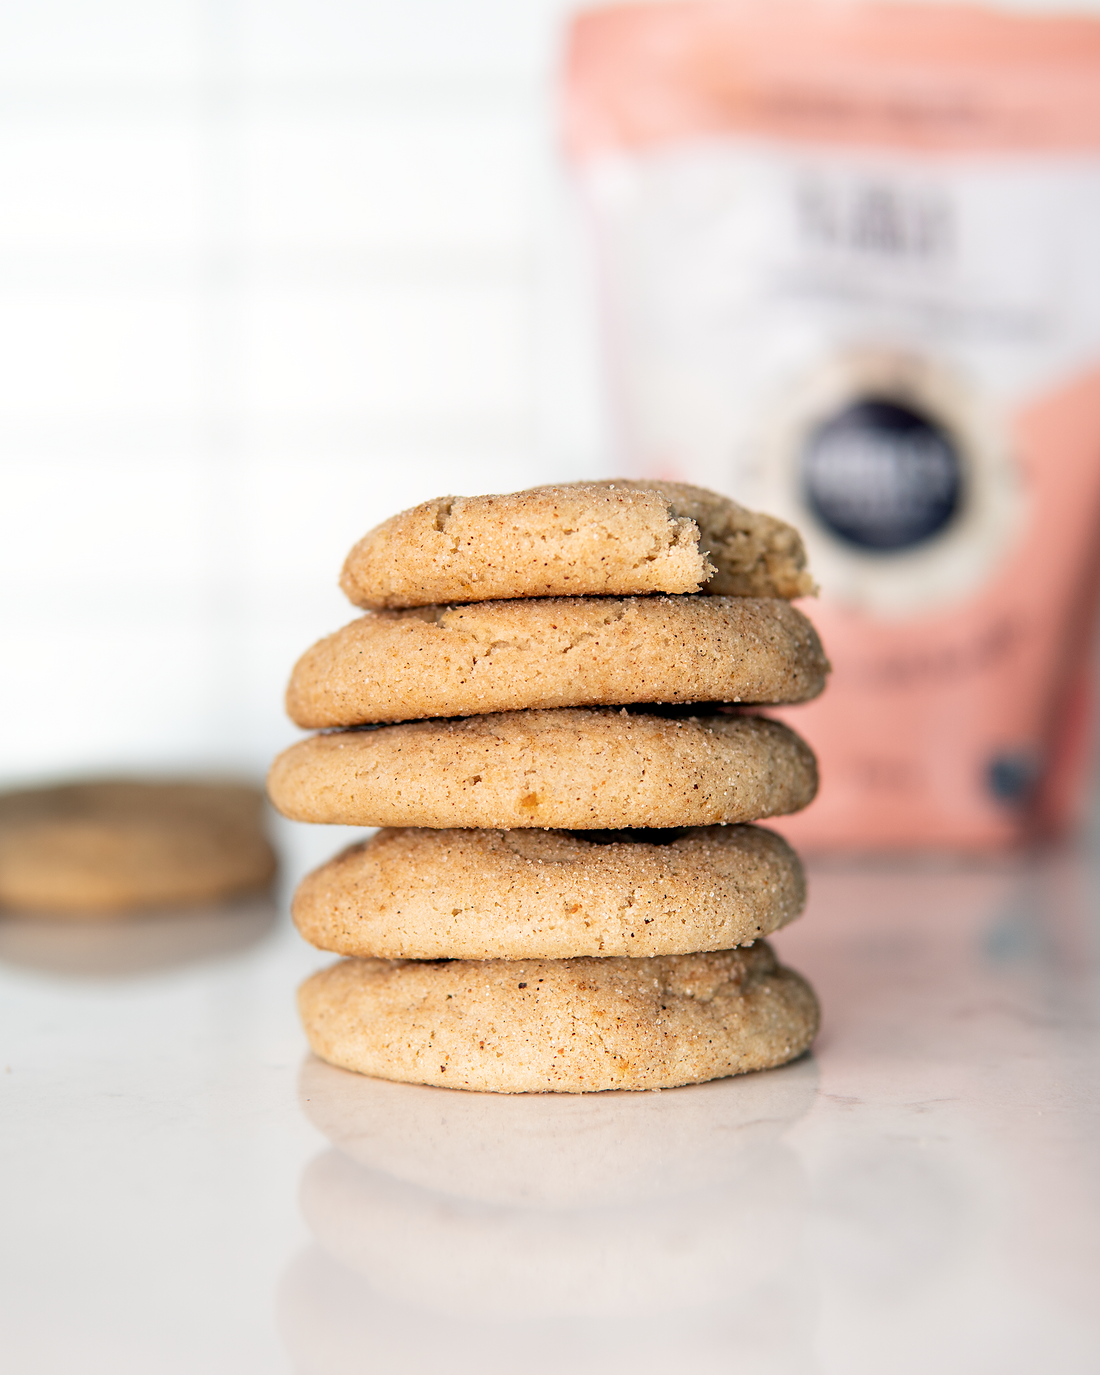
[268,480,827,1092]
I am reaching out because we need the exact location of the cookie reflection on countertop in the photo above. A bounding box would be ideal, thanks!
[298,1051,818,1208]
[281,1056,820,1366]
[280,1245,818,1375]
[298,1143,804,1320]
[0,895,278,979]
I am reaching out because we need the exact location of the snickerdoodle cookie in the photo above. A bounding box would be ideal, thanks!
[286,595,828,727]
[339,480,814,610]
[298,941,819,1092]
[0,780,276,915]
[292,824,804,960]
[267,707,817,830]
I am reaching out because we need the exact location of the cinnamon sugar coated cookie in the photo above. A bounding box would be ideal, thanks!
[286,595,828,727]
[339,480,814,610]
[267,707,817,830]
[0,781,276,915]
[298,941,819,1092]
[293,824,805,960]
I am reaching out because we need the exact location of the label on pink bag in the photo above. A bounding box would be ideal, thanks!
[566,1,1100,848]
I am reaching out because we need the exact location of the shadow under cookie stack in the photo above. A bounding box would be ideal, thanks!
[268,481,828,1093]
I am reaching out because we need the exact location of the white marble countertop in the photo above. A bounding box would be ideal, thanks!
[2,839,1098,1375]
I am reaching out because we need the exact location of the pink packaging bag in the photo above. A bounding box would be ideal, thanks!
[565,1,1100,849]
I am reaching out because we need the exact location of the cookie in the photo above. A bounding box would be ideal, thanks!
[267,707,818,830]
[286,595,828,728]
[0,780,277,916]
[293,824,805,960]
[298,941,819,1092]
[339,480,814,610]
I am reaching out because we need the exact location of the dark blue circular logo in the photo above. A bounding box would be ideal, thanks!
[801,399,963,552]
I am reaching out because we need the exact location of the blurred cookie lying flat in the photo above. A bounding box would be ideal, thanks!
[267,707,817,830]
[298,942,819,1092]
[293,824,805,960]
[0,780,276,916]
[286,595,828,727]
[339,480,814,610]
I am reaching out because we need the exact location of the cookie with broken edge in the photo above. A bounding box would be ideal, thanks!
[339,480,814,610]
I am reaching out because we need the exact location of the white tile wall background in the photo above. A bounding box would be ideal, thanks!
[0,0,609,790]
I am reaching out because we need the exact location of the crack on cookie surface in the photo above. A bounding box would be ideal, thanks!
[431,497,456,533]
